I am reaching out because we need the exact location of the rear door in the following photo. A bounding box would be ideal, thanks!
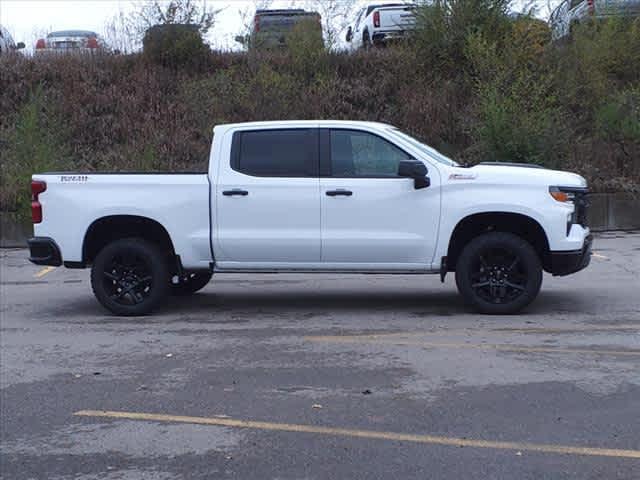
[215,127,321,268]
[319,128,440,270]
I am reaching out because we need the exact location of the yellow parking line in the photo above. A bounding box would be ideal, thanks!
[34,266,55,278]
[74,410,640,459]
[491,325,640,334]
[305,336,640,356]
[311,324,640,341]
[592,252,609,260]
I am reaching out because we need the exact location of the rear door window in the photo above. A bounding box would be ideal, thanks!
[232,129,318,177]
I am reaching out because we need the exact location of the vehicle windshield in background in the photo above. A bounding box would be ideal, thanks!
[388,128,459,167]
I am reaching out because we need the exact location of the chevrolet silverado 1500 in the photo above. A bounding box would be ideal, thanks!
[28,121,592,315]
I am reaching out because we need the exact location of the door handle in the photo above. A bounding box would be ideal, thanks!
[222,189,248,196]
[325,189,353,197]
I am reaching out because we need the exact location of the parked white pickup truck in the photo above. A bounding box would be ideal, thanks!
[550,0,640,39]
[346,3,416,48]
[29,121,592,316]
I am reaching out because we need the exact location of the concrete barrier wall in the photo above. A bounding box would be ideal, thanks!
[0,213,32,248]
[587,193,640,232]
[1,193,638,247]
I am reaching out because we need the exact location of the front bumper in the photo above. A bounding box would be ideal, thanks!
[28,237,62,266]
[549,234,593,276]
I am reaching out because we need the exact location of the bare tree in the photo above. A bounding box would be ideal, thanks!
[129,0,222,38]
[301,0,358,50]
[235,0,273,49]
[104,10,137,54]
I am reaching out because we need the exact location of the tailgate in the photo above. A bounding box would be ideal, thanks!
[378,6,416,29]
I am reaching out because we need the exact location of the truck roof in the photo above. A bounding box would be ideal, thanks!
[47,30,99,38]
[213,120,394,132]
[256,9,308,15]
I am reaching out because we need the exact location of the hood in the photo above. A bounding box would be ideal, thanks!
[448,163,587,188]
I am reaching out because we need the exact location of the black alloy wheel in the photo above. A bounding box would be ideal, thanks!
[455,232,542,314]
[91,238,169,316]
[470,247,527,304]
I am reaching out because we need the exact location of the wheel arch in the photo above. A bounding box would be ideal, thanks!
[446,212,551,272]
[82,215,177,267]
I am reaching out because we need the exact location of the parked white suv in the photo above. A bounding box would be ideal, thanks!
[34,30,107,54]
[550,0,640,39]
[346,3,416,48]
[28,121,592,316]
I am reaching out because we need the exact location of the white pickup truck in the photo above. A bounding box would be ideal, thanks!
[346,3,416,48]
[29,121,592,316]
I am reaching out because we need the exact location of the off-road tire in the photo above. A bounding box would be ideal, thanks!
[363,31,372,49]
[455,232,542,314]
[91,238,170,316]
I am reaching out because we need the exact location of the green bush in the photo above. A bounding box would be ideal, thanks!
[412,0,512,72]
[0,87,70,218]
[142,23,210,69]
[465,15,567,167]
[286,19,327,80]
[595,87,640,176]
[474,77,567,166]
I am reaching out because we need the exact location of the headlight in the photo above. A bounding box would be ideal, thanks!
[549,186,590,236]
[549,186,576,203]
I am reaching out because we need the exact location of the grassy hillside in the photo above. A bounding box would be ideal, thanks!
[1,11,639,216]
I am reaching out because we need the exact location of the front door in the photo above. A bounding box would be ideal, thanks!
[319,128,440,270]
[215,127,320,268]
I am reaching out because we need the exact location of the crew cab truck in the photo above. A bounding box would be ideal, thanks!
[346,3,416,48]
[28,121,592,316]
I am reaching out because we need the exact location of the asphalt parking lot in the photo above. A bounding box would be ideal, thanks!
[1,232,639,480]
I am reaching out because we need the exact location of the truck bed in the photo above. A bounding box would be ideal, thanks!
[32,172,213,269]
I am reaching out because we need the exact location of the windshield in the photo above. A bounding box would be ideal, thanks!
[387,128,459,167]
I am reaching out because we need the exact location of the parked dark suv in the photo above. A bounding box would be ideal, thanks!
[236,9,323,49]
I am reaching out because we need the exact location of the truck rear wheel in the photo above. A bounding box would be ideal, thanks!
[91,238,169,316]
[170,271,212,296]
[363,31,372,49]
[455,232,542,315]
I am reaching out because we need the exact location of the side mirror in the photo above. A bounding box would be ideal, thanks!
[345,26,353,42]
[16,42,26,50]
[235,35,246,45]
[398,159,430,189]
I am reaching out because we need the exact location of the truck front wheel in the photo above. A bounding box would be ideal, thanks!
[455,232,542,314]
[91,238,170,316]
